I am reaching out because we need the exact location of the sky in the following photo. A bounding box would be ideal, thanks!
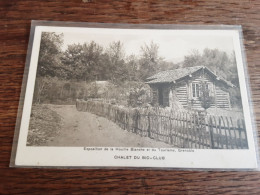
[56,27,235,63]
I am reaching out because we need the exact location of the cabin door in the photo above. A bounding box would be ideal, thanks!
[158,87,164,106]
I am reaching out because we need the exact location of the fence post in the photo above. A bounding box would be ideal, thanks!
[225,117,233,149]
[221,116,229,149]
[208,116,215,149]
[218,117,223,149]
[230,117,238,149]
[169,113,173,145]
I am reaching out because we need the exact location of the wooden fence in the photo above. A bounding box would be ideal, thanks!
[76,99,248,149]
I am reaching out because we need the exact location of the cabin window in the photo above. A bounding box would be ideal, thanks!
[192,82,211,98]
[192,83,200,98]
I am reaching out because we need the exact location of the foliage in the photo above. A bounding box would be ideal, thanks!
[229,87,242,109]
[198,81,215,110]
[105,41,127,83]
[61,41,105,81]
[138,41,161,80]
[36,32,241,109]
[183,49,202,67]
[124,55,139,81]
[34,76,56,103]
[183,48,242,108]
[33,77,152,106]
[127,82,151,107]
[33,77,87,104]
[38,33,177,84]
[27,104,61,146]
[38,32,64,77]
[183,49,238,86]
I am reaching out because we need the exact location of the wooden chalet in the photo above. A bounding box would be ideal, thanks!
[146,66,234,110]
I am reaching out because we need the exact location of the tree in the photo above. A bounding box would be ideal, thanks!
[125,55,139,82]
[61,43,84,79]
[183,49,202,68]
[227,51,239,87]
[106,41,126,83]
[81,41,104,81]
[201,48,229,79]
[61,41,104,81]
[228,52,242,108]
[37,32,63,77]
[33,77,55,104]
[183,48,240,84]
[127,83,149,107]
[138,41,161,80]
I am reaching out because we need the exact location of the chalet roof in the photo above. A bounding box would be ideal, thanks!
[146,66,234,87]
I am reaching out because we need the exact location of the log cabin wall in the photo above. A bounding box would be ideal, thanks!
[174,69,231,110]
[215,84,231,109]
[175,81,188,108]
[189,70,215,110]
[151,69,231,110]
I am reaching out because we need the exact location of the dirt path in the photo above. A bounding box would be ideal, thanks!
[45,104,172,148]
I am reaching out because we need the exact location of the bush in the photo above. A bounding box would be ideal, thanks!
[127,82,151,107]
[33,77,152,107]
[27,104,62,146]
[33,76,86,104]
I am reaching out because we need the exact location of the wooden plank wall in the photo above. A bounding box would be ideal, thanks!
[175,70,232,110]
[1,0,260,194]
[215,86,231,109]
[176,81,188,107]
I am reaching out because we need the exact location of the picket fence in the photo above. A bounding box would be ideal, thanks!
[76,99,248,149]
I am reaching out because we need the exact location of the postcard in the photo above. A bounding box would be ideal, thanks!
[11,21,259,169]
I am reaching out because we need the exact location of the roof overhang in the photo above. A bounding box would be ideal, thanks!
[146,66,235,88]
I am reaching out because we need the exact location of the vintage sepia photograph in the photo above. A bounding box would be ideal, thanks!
[26,26,248,150]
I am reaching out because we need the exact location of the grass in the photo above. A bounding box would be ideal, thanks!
[206,107,244,119]
[27,104,62,146]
